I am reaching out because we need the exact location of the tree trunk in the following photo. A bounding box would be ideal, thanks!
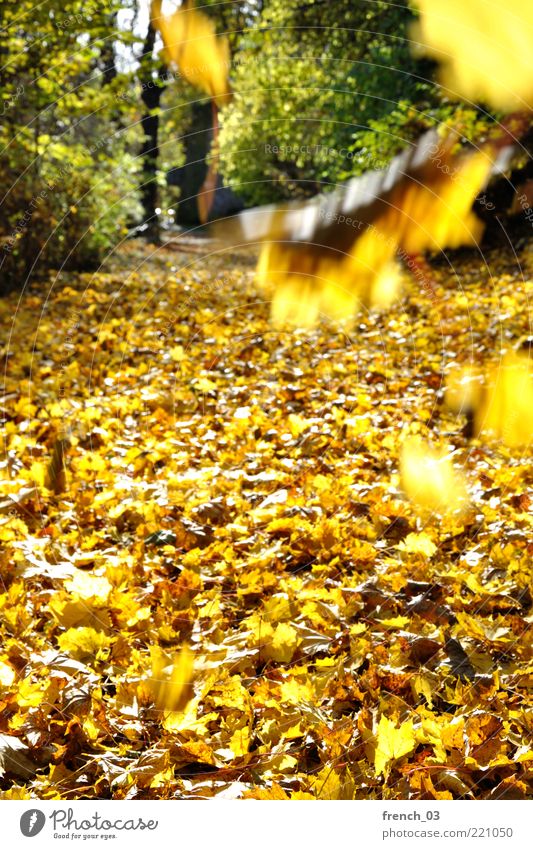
[167,101,213,227]
[139,23,163,243]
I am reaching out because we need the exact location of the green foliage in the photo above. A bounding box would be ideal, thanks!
[349,102,497,178]
[217,0,497,206]
[217,0,431,205]
[0,0,142,290]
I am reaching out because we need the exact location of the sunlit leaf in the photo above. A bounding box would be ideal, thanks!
[374,715,417,776]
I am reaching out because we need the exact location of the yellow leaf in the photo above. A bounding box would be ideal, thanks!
[49,598,101,630]
[0,786,33,799]
[244,783,290,800]
[282,721,304,740]
[0,517,28,542]
[15,677,44,708]
[169,345,185,362]
[82,716,101,743]
[262,594,292,624]
[280,677,315,705]
[374,715,417,776]
[287,414,309,437]
[380,616,411,629]
[149,767,175,789]
[65,570,112,602]
[76,452,107,475]
[411,673,434,708]
[28,461,46,488]
[245,613,274,645]
[312,474,331,492]
[163,707,218,736]
[261,622,300,663]
[194,377,217,393]
[57,627,111,661]
[309,765,354,799]
[229,725,251,758]
[397,531,437,558]
[0,661,15,687]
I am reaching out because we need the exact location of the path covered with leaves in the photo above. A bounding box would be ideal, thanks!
[0,241,531,800]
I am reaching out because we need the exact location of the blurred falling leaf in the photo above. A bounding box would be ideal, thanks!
[446,354,533,446]
[479,354,533,446]
[150,645,195,712]
[400,437,468,515]
[218,132,505,327]
[412,0,533,110]
[45,436,69,494]
[151,0,231,108]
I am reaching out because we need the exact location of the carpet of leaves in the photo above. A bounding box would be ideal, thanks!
[0,240,531,800]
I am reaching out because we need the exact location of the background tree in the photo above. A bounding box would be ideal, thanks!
[138,17,166,242]
[0,0,142,292]
[157,0,258,226]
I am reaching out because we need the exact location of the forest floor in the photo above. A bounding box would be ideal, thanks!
[0,239,531,800]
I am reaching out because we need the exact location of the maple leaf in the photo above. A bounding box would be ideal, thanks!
[57,628,112,662]
[374,715,417,776]
[261,622,301,663]
[397,532,437,558]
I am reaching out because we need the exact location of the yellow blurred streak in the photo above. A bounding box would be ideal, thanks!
[259,146,492,326]
[445,365,485,417]
[395,152,491,253]
[261,238,400,328]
